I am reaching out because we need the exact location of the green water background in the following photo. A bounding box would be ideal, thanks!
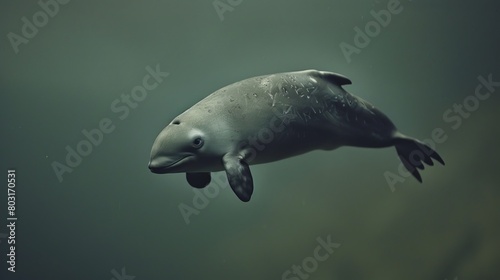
[1,0,499,279]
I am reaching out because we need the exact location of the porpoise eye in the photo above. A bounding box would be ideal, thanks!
[192,137,204,149]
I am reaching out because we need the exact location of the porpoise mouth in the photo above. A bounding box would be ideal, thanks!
[148,155,192,174]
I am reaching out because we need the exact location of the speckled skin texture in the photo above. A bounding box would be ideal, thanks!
[149,70,443,201]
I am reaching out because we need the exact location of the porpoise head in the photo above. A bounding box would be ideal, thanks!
[148,118,218,174]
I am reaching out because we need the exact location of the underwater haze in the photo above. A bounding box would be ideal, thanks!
[1,0,500,279]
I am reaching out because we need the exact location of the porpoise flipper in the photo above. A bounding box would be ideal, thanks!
[223,154,254,202]
[186,172,211,188]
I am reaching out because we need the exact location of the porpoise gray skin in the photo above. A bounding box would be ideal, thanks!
[148,70,444,202]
